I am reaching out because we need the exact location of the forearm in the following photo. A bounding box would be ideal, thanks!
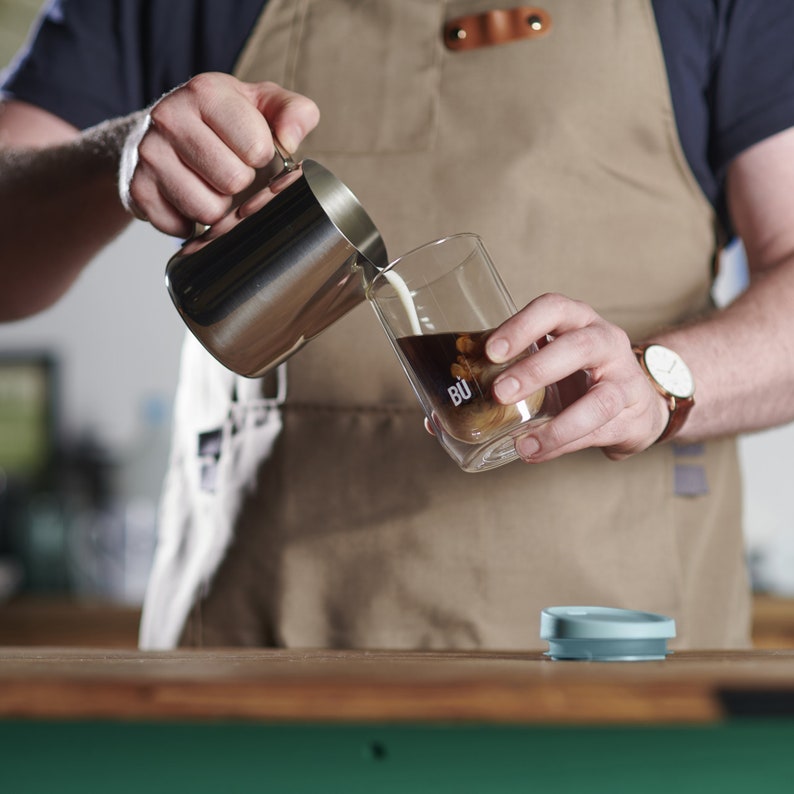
[654,127,794,444]
[652,256,794,443]
[0,113,142,320]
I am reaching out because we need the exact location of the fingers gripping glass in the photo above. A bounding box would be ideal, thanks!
[368,233,560,472]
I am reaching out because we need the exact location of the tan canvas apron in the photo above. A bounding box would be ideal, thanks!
[141,0,751,650]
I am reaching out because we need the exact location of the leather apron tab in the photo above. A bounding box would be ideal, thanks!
[444,7,552,51]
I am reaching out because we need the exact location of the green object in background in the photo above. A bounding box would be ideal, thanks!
[1,719,794,793]
[0,357,53,481]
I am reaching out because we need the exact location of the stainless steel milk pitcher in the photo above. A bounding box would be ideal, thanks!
[165,142,388,378]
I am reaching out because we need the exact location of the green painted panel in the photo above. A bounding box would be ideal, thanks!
[1,720,792,793]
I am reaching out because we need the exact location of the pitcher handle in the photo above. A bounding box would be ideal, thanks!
[267,136,298,179]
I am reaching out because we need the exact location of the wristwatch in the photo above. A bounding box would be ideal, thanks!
[633,343,695,444]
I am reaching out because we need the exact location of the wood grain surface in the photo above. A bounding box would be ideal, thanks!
[1,647,794,724]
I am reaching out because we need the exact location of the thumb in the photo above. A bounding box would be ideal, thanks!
[250,82,321,154]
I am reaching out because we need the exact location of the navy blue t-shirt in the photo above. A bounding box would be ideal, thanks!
[4,0,794,233]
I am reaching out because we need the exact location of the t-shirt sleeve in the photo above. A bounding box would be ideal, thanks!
[711,0,794,169]
[0,0,149,129]
[0,0,263,131]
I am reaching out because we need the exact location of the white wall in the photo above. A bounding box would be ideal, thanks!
[0,223,184,451]
[741,428,794,595]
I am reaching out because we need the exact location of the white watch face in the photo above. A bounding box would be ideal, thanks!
[644,344,695,399]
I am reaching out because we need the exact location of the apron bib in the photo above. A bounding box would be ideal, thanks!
[142,0,750,650]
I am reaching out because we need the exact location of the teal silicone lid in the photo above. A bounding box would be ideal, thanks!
[540,606,676,661]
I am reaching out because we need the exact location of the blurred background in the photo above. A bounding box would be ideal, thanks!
[0,1,792,646]
[0,0,183,622]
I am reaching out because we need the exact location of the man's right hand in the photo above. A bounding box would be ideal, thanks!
[119,73,320,238]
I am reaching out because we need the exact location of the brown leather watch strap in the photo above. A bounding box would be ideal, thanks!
[655,393,694,444]
[444,7,552,52]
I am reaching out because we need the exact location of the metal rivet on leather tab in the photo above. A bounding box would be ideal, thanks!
[444,7,552,52]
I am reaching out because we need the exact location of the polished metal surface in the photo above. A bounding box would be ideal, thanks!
[165,158,387,377]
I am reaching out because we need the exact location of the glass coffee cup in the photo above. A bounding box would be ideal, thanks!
[368,233,561,472]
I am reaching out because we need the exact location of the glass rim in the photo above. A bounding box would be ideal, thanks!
[374,231,483,281]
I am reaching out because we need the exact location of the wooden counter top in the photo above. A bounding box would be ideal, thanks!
[2,648,794,725]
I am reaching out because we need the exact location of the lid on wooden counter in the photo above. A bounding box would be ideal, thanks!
[540,606,676,662]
